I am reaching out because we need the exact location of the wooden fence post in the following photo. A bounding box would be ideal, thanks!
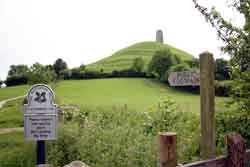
[227,133,245,167]
[158,132,177,167]
[199,52,216,159]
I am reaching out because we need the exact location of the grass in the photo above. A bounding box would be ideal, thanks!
[87,41,194,72]
[0,78,229,167]
[0,132,36,167]
[0,85,28,101]
[55,78,227,113]
[0,99,24,128]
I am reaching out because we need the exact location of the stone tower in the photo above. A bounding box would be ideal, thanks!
[156,30,164,43]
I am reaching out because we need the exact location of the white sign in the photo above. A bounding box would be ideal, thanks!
[23,84,58,141]
[168,71,200,86]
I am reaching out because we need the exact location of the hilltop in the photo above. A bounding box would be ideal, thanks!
[87,41,194,72]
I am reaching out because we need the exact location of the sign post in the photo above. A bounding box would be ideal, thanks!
[23,84,58,165]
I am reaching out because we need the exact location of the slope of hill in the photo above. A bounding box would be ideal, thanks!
[55,78,226,113]
[87,41,194,72]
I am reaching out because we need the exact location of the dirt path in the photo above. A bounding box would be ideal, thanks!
[0,95,25,109]
[0,127,24,135]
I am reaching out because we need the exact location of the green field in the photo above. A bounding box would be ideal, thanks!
[87,41,194,72]
[55,78,226,113]
[0,78,229,167]
[0,85,28,101]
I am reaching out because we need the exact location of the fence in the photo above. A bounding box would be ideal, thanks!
[158,132,250,167]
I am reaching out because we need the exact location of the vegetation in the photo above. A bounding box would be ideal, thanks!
[53,58,68,78]
[0,99,24,128]
[148,49,180,80]
[55,79,226,113]
[87,42,194,73]
[215,59,231,81]
[27,63,56,84]
[0,132,36,167]
[131,57,144,72]
[193,0,250,113]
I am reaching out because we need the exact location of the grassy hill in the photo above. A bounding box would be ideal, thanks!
[0,85,28,101]
[55,78,226,113]
[87,41,194,72]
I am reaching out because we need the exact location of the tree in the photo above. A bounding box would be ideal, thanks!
[193,0,250,112]
[131,57,144,72]
[28,63,56,84]
[7,65,29,77]
[148,49,179,79]
[53,58,67,78]
[215,58,231,80]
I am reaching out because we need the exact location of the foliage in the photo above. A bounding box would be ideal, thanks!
[216,109,250,154]
[215,58,231,80]
[53,58,68,78]
[185,58,199,68]
[5,75,28,87]
[5,65,29,86]
[27,63,56,84]
[131,57,144,72]
[62,68,148,80]
[0,133,36,167]
[47,97,200,167]
[148,49,180,80]
[215,80,234,97]
[7,65,29,77]
[193,0,250,112]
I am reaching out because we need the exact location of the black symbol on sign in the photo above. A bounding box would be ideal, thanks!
[34,91,47,103]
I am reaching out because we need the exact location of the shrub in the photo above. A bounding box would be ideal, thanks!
[216,109,250,154]
[5,75,28,86]
[131,57,144,72]
[148,49,180,80]
[27,63,56,84]
[215,80,234,97]
[47,97,200,167]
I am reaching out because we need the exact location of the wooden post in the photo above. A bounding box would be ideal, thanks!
[158,132,177,167]
[199,52,216,159]
[227,133,245,167]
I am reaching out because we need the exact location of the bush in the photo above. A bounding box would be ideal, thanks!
[47,97,200,167]
[131,57,144,72]
[5,75,28,86]
[215,80,233,97]
[148,49,180,80]
[63,68,148,80]
[216,109,250,154]
[27,63,56,84]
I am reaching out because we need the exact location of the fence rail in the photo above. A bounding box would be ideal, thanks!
[159,132,248,167]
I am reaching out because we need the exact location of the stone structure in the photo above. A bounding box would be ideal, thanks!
[156,30,164,43]
[64,161,89,167]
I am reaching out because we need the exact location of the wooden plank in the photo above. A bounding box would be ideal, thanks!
[158,132,177,167]
[181,149,250,167]
[168,71,200,86]
[182,156,226,167]
[199,52,216,159]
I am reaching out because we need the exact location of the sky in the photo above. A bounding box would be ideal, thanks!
[0,0,243,80]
